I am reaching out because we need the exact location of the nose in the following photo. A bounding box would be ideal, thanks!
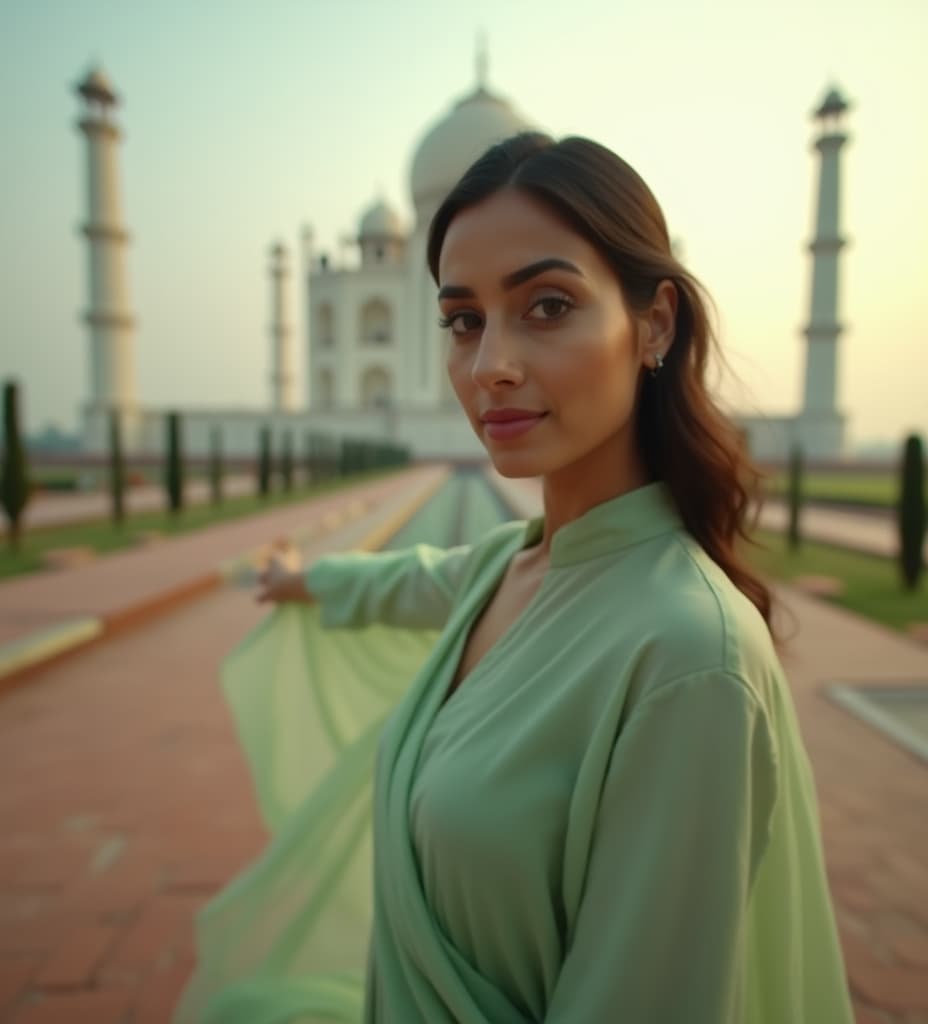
[470,316,525,390]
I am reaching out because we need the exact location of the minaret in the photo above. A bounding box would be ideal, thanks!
[300,224,314,410]
[798,85,851,461]
[268,241,297,412]
[75,66,139,450]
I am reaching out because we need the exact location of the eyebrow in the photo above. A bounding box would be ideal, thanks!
[437,258,584,300]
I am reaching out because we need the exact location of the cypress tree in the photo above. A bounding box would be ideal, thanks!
[258,425,272,497]
[787,444,802,552]
[324,434,336,480]
[209,424,223,506]
[280,430,294,492]
[1,380,31,552]
[339,438,355,476]
[108,408,126,526]
[898,433,926,591]
[303,429,313,486]
[164,411,184,515]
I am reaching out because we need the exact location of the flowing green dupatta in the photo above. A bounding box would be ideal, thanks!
[174,483,857,1023]
[172,601,441,1024]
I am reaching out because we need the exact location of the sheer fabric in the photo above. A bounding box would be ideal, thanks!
[175,484,854,1023]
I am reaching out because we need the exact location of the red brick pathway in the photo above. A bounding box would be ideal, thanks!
[0,467,448,1022]
[0,465,445,655]
[2,476,257,533]
[2,467,925,1022]
[758,497,928,560]
[0,580,275,1022]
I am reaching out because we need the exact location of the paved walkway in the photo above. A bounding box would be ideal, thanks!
[1,477,257,533]
[0,466,448,684]
[758,497,928,560]
[0,465,453,1023]
[491,471,928,1024]
[0,467,925,1022]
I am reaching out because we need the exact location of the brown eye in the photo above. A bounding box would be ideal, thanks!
[527,295,573,322]
[438,311,483,336]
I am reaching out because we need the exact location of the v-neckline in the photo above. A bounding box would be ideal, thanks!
[439,538,549,712]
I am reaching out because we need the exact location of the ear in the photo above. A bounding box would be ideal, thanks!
[637,279,678,368]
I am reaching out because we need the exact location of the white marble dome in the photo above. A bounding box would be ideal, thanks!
[409,85,535,216]
[359,198,403,239]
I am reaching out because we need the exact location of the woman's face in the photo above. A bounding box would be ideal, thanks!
[437,187,662,481]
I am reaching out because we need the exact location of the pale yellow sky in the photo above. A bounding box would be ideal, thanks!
[2,0,925,450]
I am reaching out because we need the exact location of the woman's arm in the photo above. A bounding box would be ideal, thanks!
[301,542,474,631]
[544,669,778,1023]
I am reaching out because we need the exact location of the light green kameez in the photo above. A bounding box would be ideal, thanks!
[175,481,854,1023]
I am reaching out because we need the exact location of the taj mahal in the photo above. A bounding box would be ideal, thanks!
[74,56,852,463]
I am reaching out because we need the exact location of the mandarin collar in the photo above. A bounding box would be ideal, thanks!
[521,481,683,568]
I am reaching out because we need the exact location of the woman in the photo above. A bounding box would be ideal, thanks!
[177,134,854,1023]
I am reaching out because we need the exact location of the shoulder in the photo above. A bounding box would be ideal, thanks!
[403,519,529,580]
[459,518,531,573]
[610,530,782,711]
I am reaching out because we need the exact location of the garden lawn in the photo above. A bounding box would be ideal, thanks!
[761,471,923,509]
[744,526,927,635]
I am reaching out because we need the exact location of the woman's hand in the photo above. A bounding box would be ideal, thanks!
[254,539,315,605]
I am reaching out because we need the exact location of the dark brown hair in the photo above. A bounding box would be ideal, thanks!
[427,132,788,651]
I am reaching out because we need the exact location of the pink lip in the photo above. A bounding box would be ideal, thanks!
[483,413,547,440]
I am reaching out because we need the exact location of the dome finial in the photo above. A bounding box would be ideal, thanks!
[475,30,488,90]
[76,63,118,108]
[812,82,851,123]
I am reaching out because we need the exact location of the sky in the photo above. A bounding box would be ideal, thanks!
[2,0,926,451]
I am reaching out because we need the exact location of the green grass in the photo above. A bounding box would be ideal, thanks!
[30,463,218,490]
[0,468,395,580]
[761,472,916,508]
[744,527,927,634]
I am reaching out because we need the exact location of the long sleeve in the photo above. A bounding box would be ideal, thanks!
[544,669,779,1024]
[303,542,474,631]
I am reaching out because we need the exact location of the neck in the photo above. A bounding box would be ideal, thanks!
[531,436,652,562]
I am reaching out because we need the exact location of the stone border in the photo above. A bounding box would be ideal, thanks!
[0,617,103,680]
[0,472,449,696]
[827,682,928,765]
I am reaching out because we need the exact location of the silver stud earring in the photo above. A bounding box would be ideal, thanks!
[650,352,664,378]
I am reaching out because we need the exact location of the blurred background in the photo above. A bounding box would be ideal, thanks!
[3,0,926,452]
[1,2,926,1023]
